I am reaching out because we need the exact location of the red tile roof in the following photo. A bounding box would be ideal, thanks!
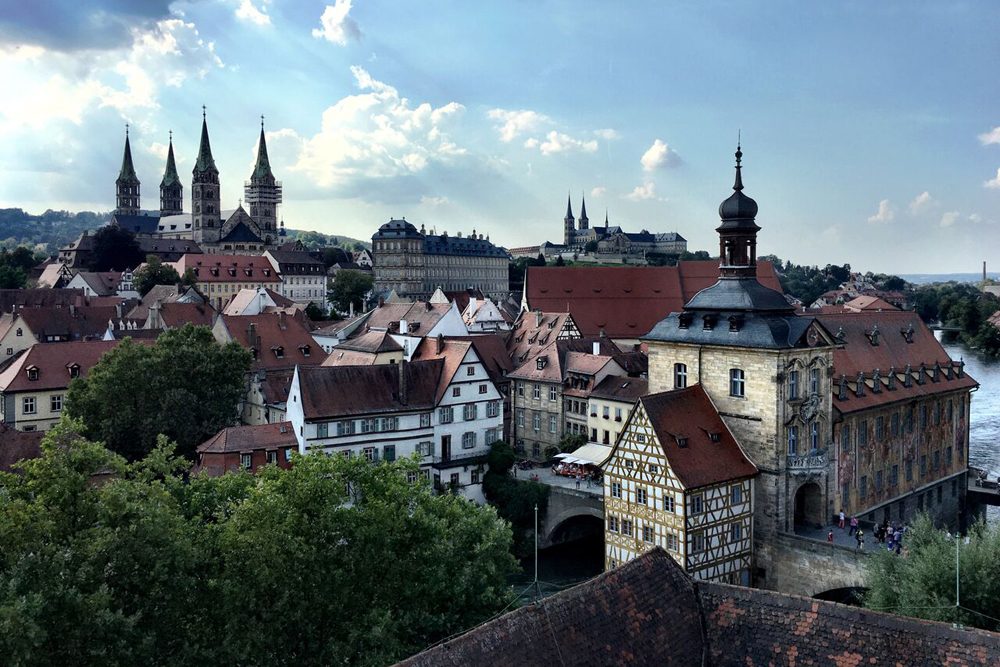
[197,421,297,455]
[525,260,782,337]
[155,302,216,328]
[0,340,152,393]
[0,288,86,311]
[173,254,280,283]
[812,311,978,414]
[507,311,577,366]
[450,334,514,382]
[363,301,453,334]
[639,384,758,489]
[16,305,122,341]
[296,360,443,419]
[220,312,325,371]
[410,337,474,403]
[0,423,43,472]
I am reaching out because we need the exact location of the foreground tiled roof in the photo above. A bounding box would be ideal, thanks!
[399,548,1000,666]
[0,424,44,472]
[525,261,782,338]
[296,360,442,420]
[639,384,758,490]
[197,421,296,455]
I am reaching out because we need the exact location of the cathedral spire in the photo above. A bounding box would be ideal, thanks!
[159,130,183,216]
[193,106,218,175]
[118,125,138,183]
[565,192,574,220]
[115,125,140,216]
[251,115,275,183]
[579,192,589,230]
[160,131,180,188]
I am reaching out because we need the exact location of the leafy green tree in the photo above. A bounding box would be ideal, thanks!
[328,270,374,314]
[482,441,550,557]
[131,254,182,296]
[554,255,565,266]
[0,420,517,666]
[66,324,252,460]
[88,225,144,271]
[864,515,1000,631]
[305,302,329,321]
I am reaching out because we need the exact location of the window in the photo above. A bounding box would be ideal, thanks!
[608,516,619,532]
[666,532,679,552]
[810,368,820,395]
[548,415,557,433]
[383,445,396,462]
[549,386,557,401]
[875,416,884,441]
[486,428,498,444]
[360,418,377,433]
[674,363,688,389]
[516,409,525,428]
[906,460,913,482]
[336,420,355,436]
[729,368,745,397]
[452,387,461,398]
[363,447,378,462]
[50,394,63,413]
[730,485,742,505]
[663,496,675,512]
[875,470,883,492]
[933,402,941,426]
[648,463,659,474]
[615,407,623,422]
[859,475,868,498]
[602,405,610,419]
[891,464,898,486]
[463,403,478,421]
[266,451,277,465]
[920,405,928,429]
[787,426,798,456]
[841,426,851,452]
[841,483,850,509]
[729,522,742,542]
[462,432,476,449]
[241,453,252,469]
[517,383,524,397]
[22,397,35,415]
[471,469,481,484]
[692,532,705,553]
[858,420,868,446]
[946,446,953,465]
[621,520,633,537]
[417,441,433,457]
[467,366,475,376]
[788,370,799,399]
[450,473,460,487]
[691,494,703,515]
[420,412,431,428]
[27,368,38,381]
[479,384,487,394]
[532,412,541,431]
[810,421,819,451]
[643,525,654,543]
[439,406,454,424]
[933,450,940,470]
[487,401,499,418]
[920,454,927,477]
[891,412,900,437]
[317,422,329,438]
[611,482,622,498]
[532,384,540,400]
[636,488,647,505]
[15,328,21,337]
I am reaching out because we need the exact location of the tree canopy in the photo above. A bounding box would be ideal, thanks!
[864,515,1000,632]
[328,270,374,315]
[66,324,252,460]
[0,420,517,665]
[88,225,144,272]
[131,254,183,296]
[0,246,40,288]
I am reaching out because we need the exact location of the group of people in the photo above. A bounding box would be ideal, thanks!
[833,510,905,555]
[551,462,601,488]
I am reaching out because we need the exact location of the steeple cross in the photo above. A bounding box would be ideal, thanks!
[125,123,129,137]
[261,114,265,130]
[202,105,206,120]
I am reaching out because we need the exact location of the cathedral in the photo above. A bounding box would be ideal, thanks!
[111,110,285,254]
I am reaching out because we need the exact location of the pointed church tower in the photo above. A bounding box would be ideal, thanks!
[563,192,575,245]
[159,131,183,217]
[716,142,761,279]
[244,115,282,242]
[191,107,221,244]
[115,126,141,216]
[579,193,589,230]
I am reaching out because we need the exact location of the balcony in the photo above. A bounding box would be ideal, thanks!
[787,450,828,472]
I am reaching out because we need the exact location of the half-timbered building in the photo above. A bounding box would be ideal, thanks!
[604,384,757,583]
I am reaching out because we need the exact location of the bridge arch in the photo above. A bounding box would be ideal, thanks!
[545,506,604,542]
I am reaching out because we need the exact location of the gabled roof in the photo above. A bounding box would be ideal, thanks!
[590,375,649,402]
[15,305,122,341]
[296,360,443,419]
[410,337,476,403]
[172,254,280,283]
[362,301,452,334]
[0,340,151,393]
[335,329,403,354]
[639,384,758,489]
[258,368,295,405]
[128,284,204,321]
[507,311,577,365]
[71,272,122,296]
[843,295,898,312]
[0,288,86,310]
[223,288,295,315]
[449,334,514,382]
[153,302,216,329]
[525,261,782,338]
[112,213,161,235]
[220,312,325,371]
[218,220,264,244]
[197,421,296,455]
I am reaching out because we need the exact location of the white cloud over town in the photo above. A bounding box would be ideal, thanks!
[867,199,895,224]
[312,0,361,45]
[985,168,1000,189]
[624,181,658,201]
[908,191,934,214]
[236,0,272,27]
[978,126,1000,146]
[640,139,680,171]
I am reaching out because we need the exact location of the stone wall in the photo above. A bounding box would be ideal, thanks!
[756,532,868,597]
[540,485,604,548]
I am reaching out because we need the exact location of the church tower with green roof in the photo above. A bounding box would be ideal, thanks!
[115,126,141,216]
[244,116,282,242]
[159,131,183,217]
[192,108,221,244]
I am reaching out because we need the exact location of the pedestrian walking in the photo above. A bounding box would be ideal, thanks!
[827,530,834,543]
[849,516,858,536]
[838,510,846,529]
[856,529,864,550]
[575,475,581,489]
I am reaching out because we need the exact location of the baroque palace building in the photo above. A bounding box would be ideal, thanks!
[371,219,509,300]
[109,110,285,254]
[603,145,975,587]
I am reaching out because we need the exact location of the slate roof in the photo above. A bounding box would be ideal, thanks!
[127,284,204,321]
[372,219,423,240]
[644,308,820,350]
[296,360,443,420]
[590,375,649,402]
[16,305,122,341]
[0,424,44,473]
[111,213,161,235]
[0,288,87,311]
[218,221,263,243]
[423,233,508,257]
[258,368,295,405]
[197,421,296,455]
[400,548,1000,666]
[525,261,782,338]
[813,310,978,414]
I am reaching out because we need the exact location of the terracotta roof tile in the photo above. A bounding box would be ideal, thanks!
[297,360,443,420]
[0,424,43,472]
[221,312,325,371]
[0,340,153,393]
[197,421,296,455]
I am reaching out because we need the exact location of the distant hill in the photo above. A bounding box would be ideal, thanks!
[899,273,1000,285]
[285,228,371,251]
[0,208,111,255]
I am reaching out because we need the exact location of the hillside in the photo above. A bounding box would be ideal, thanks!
[0,208,111,255]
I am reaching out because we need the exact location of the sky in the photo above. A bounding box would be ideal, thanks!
[0,1,998,274]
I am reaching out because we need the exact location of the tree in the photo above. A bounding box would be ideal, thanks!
[864,515,1000,632]
[131,255,182,296]
[88,225,144,271]
[482,441,550,557]
[66,324,252,460]
[554,255,565,267]
[305,302,329,321]
[584,240,598,253]
[329,270,374,315]
[0,420,517,665]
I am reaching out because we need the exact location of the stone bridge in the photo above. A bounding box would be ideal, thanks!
[754,532,869,598]
[538,484,604,549]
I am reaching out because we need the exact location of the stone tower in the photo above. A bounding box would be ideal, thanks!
[717,144,761,279]
[244,117,282,242]
[192,108,221,244]
[115,126,140,216]
[159,131,183,217]
[563,193,575,246]
[579,193,589,230]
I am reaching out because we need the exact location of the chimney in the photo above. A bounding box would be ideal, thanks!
[592,341,600,356]
[534,309,542,327]
[400,319,409,334]
[278,311,286,330]
[398,359,408,405]
[248,322,257,350]
[436,333,444,354]
[115,303,123,319]
[349,301,355,318]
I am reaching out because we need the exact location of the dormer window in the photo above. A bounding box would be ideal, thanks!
[26,366,39,381]
[536,357,546,370]
[676,436,688,448]
[68,364,80,379]
[228,268,236,277]
[678,313,692,330]
[709,432,721,443]
[15,328,22,337]
[299,344,311,357]
[273,346,284,359]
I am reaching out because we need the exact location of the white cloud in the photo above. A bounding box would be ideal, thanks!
[532,130,598,156]
[312,0,360,46]
[487,108,550,142]
[287,66,468,188]
[590,186,606,197]
[624,181,658,201]
[867,199,895,224]
[640,138,680,171]
[594,128,620,140]
[985,168,1000,189]
[969,213,984,224]
[978,127,1000,146]
[235,0,271,26]
[939,211,960,228]
[420,195,449,206]
[908,191,934,214]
